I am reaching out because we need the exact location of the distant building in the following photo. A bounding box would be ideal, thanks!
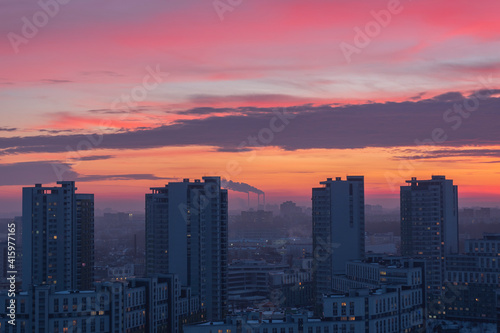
[312,176,365,302]
[22,181,94,292]
[228,260,288,306]
[268,270,314,308]
[280,201,302,217]
[476,207,491,219]
[459,207,496,225]
[444,234,500,324]
[227,259,313,309]
[233,210,282,239]
[400,176,458,317]
[107,264,135,281]
[365,204,383,214]
[241,210,273,225]
[145,177,228,321]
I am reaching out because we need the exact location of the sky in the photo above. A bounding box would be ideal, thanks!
[1,0,500,214]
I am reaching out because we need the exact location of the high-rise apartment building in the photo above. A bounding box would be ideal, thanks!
[145,176,228,321]
[312,176,365,300]
[22,181,94,291]
[400,175,458,317]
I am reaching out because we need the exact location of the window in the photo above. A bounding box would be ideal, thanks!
[63,298,68,311]
[332,302,338,316]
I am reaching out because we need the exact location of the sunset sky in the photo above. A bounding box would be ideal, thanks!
[1,0,500,214]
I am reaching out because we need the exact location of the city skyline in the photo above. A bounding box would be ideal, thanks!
[2,0,500,214]
[2,1,500,332]
[0,173,499,216]
[2,176,499,331]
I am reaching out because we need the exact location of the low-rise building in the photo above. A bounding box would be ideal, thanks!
[268,270,314,308]
[0,275,196,333]
[228,260,288,306]
[323,287,424,332]
[331,258,423,293]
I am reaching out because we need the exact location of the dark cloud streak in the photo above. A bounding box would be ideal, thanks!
[0,161,171,186]
[1,94,500,155]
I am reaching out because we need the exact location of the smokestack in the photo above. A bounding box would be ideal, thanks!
[263,193,266,208]
[220,179,264,210]
[221,179,263,196]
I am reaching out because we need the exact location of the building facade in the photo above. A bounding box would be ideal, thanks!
[312,176,365,301]
[146,177,228,321]
[323,286,424,333]
[332,259,423,293]
[400,176,458,317]
[444,234,500,323]
[22,181,94,292]
[0,276,174,333]
[496,289,500,333]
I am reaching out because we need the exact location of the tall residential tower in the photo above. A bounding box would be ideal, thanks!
[145,177,228,321]
[312,176,365,299]
[22,181,94,291]
[400,175,459,317]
